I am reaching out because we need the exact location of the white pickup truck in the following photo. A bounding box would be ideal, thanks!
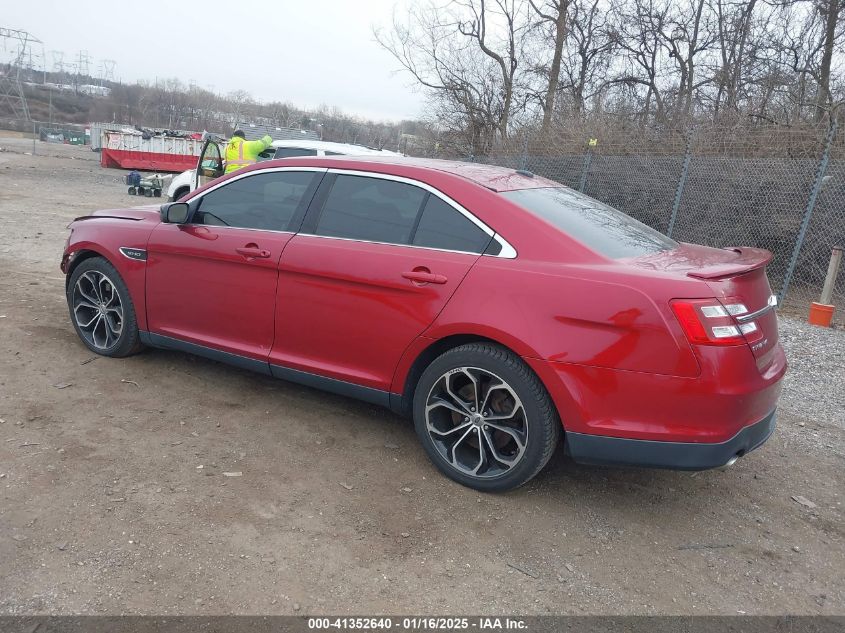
[167,138,402,201]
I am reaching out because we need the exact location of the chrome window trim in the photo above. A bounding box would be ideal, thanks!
[190,166,329,200]
[494,239,517,259]
[183,165,518,259]
[295,232,488,257]
[311,168,517,259]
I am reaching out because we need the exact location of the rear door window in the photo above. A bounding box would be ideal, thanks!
[313,175,426,244]
[502,187,677,258]
[412,195,492,253]
[195,171,317,231]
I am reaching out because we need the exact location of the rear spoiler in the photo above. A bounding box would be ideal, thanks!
[686,247,773,280]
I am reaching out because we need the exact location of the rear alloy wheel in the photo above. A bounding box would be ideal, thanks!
[413,343,561,492]
[67,257,142,357]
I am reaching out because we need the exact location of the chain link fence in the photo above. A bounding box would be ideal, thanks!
[451,121,845,324]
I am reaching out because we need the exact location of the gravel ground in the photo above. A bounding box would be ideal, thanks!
[778,319,845,433]
[0,138,843,615]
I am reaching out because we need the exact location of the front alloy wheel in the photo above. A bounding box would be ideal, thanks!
[66,256,142,357]
[72,270,124,350]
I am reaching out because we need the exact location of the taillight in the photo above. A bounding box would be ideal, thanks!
[671,299,746,346]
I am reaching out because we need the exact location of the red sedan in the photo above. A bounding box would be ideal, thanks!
[61,156,786,491]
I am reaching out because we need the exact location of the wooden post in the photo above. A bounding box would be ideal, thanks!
[820,246,843,306]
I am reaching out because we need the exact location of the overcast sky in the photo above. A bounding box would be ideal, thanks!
[4,0,424,122]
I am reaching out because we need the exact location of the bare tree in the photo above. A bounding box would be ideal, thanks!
[558,0,615,116]
[813,0,844,121]
[609,0,670,124]
[529,0,570,129]
[375,0,533,153]
[657,0,714,122]
[455,0,529,138]
[227,89,253,128]
[712,0,759,117]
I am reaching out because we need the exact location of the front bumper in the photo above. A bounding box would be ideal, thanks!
[565,409,776,470]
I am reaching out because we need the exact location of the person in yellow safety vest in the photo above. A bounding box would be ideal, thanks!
[224,130,273,174]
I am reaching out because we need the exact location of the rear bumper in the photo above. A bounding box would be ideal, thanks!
[565,409,776,470]
[525,343,786,444]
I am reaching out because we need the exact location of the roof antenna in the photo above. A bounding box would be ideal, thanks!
[515,169,534,178]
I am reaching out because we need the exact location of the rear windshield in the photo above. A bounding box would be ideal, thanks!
[501,187,677,259]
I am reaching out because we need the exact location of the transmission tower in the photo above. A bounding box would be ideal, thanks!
[98,59,116,86]
[51,50,65,73]
[24,41,45,83]
[0,26,43,120]
[76,50,91,79]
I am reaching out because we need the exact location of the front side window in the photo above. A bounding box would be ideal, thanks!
[501,187,677,259]
[194,171,316,231]
[314,175,426,244]
[274,147,319,159]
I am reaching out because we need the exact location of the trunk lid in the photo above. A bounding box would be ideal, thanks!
[631,243,779,366]
[707,266,779,366]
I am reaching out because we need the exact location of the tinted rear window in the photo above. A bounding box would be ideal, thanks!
[501,187,677,258]
[412,195,491,253]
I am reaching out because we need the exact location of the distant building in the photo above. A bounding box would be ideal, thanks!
[79,84,111,97]
[235,121,319,141]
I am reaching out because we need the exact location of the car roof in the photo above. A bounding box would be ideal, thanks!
[269,139,401,156]
[257,155,560,192]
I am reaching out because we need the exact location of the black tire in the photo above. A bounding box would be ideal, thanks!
[412,343,561,492]
[153,189,162,197]
[128,187,136,195]
[144,188,153,197]
[169,187,189,202]
[66,257,143,358]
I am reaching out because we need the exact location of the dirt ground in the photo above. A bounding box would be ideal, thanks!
[0,138,843,616]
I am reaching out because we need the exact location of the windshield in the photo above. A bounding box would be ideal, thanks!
[501,187,677,259]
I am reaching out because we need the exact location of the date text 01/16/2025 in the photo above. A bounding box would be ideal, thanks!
[307,617,528,630]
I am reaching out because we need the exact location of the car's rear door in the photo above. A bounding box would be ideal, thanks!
[270,171,495,393]
[146,168,324,361]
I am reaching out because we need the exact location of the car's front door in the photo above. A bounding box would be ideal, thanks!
[270,172,496,392]
[146,168,324,361]
[194,138,224,189]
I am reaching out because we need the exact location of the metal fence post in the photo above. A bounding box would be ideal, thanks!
[667,132,693,238]
[520,133,529,171]
[779,119,838,303]
[578,143,594,193]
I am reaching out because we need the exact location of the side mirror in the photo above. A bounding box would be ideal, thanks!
[160,202,190,224]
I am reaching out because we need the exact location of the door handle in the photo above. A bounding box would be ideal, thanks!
[236,246,271,259]
[402,270,448,285]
